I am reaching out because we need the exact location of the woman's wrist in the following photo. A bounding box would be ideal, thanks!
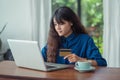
[87,60,92,64]
[77,57,97,66]
[87,60,97,66]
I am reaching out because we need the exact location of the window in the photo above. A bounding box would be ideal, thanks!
[52,0,103,53]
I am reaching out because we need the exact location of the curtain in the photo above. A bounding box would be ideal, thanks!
[30,0,51,49]
[103,0,120,67]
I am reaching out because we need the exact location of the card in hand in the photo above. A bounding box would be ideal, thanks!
[59,49,72,56]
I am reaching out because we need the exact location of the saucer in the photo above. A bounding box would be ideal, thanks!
[74,66,95,72]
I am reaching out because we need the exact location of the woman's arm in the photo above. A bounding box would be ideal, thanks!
[85,37,107,66]
[41,45,47,62]
[64,37,107,66]
[64,54,98,66]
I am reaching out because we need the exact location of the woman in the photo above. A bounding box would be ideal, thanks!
[42,6,107,66]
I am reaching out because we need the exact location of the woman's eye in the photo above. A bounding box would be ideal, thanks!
[54,23,64,26]
[59,23,64,25]
[54,24,57,26]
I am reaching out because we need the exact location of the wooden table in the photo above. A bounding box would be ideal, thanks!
[0,61,120,80]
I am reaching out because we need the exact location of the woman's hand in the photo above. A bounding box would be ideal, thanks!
[64,54,98,66]
[64,54,87,63]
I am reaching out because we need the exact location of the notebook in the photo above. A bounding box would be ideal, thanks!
[7,39,70,71]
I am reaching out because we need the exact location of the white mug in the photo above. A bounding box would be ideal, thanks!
[75,61,91,70]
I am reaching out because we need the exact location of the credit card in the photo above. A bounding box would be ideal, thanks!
[59,49,72,56]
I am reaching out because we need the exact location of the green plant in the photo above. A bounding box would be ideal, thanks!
[81,0,103,54]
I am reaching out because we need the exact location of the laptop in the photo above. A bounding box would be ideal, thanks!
[7,39,70,71]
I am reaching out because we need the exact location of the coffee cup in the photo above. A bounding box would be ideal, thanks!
[75,61,91,70]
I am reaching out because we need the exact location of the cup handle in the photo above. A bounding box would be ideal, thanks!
[75,62,79,67]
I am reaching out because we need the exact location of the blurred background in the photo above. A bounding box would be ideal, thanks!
[0,0,120,67]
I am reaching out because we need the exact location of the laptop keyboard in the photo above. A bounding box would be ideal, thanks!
[46,65,57,68]
[45,62,69,69]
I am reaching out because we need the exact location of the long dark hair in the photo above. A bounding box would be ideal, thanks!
[47,6,87,62]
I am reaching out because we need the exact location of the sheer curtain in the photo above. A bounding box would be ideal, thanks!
[30,0,51,49]
[103,0,120,67]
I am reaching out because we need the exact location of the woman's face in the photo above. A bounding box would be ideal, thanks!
[53,18,73,37]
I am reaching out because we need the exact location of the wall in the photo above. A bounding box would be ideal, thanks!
[0,0,32,54]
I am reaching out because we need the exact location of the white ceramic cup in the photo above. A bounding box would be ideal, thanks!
[75,61,91,70]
